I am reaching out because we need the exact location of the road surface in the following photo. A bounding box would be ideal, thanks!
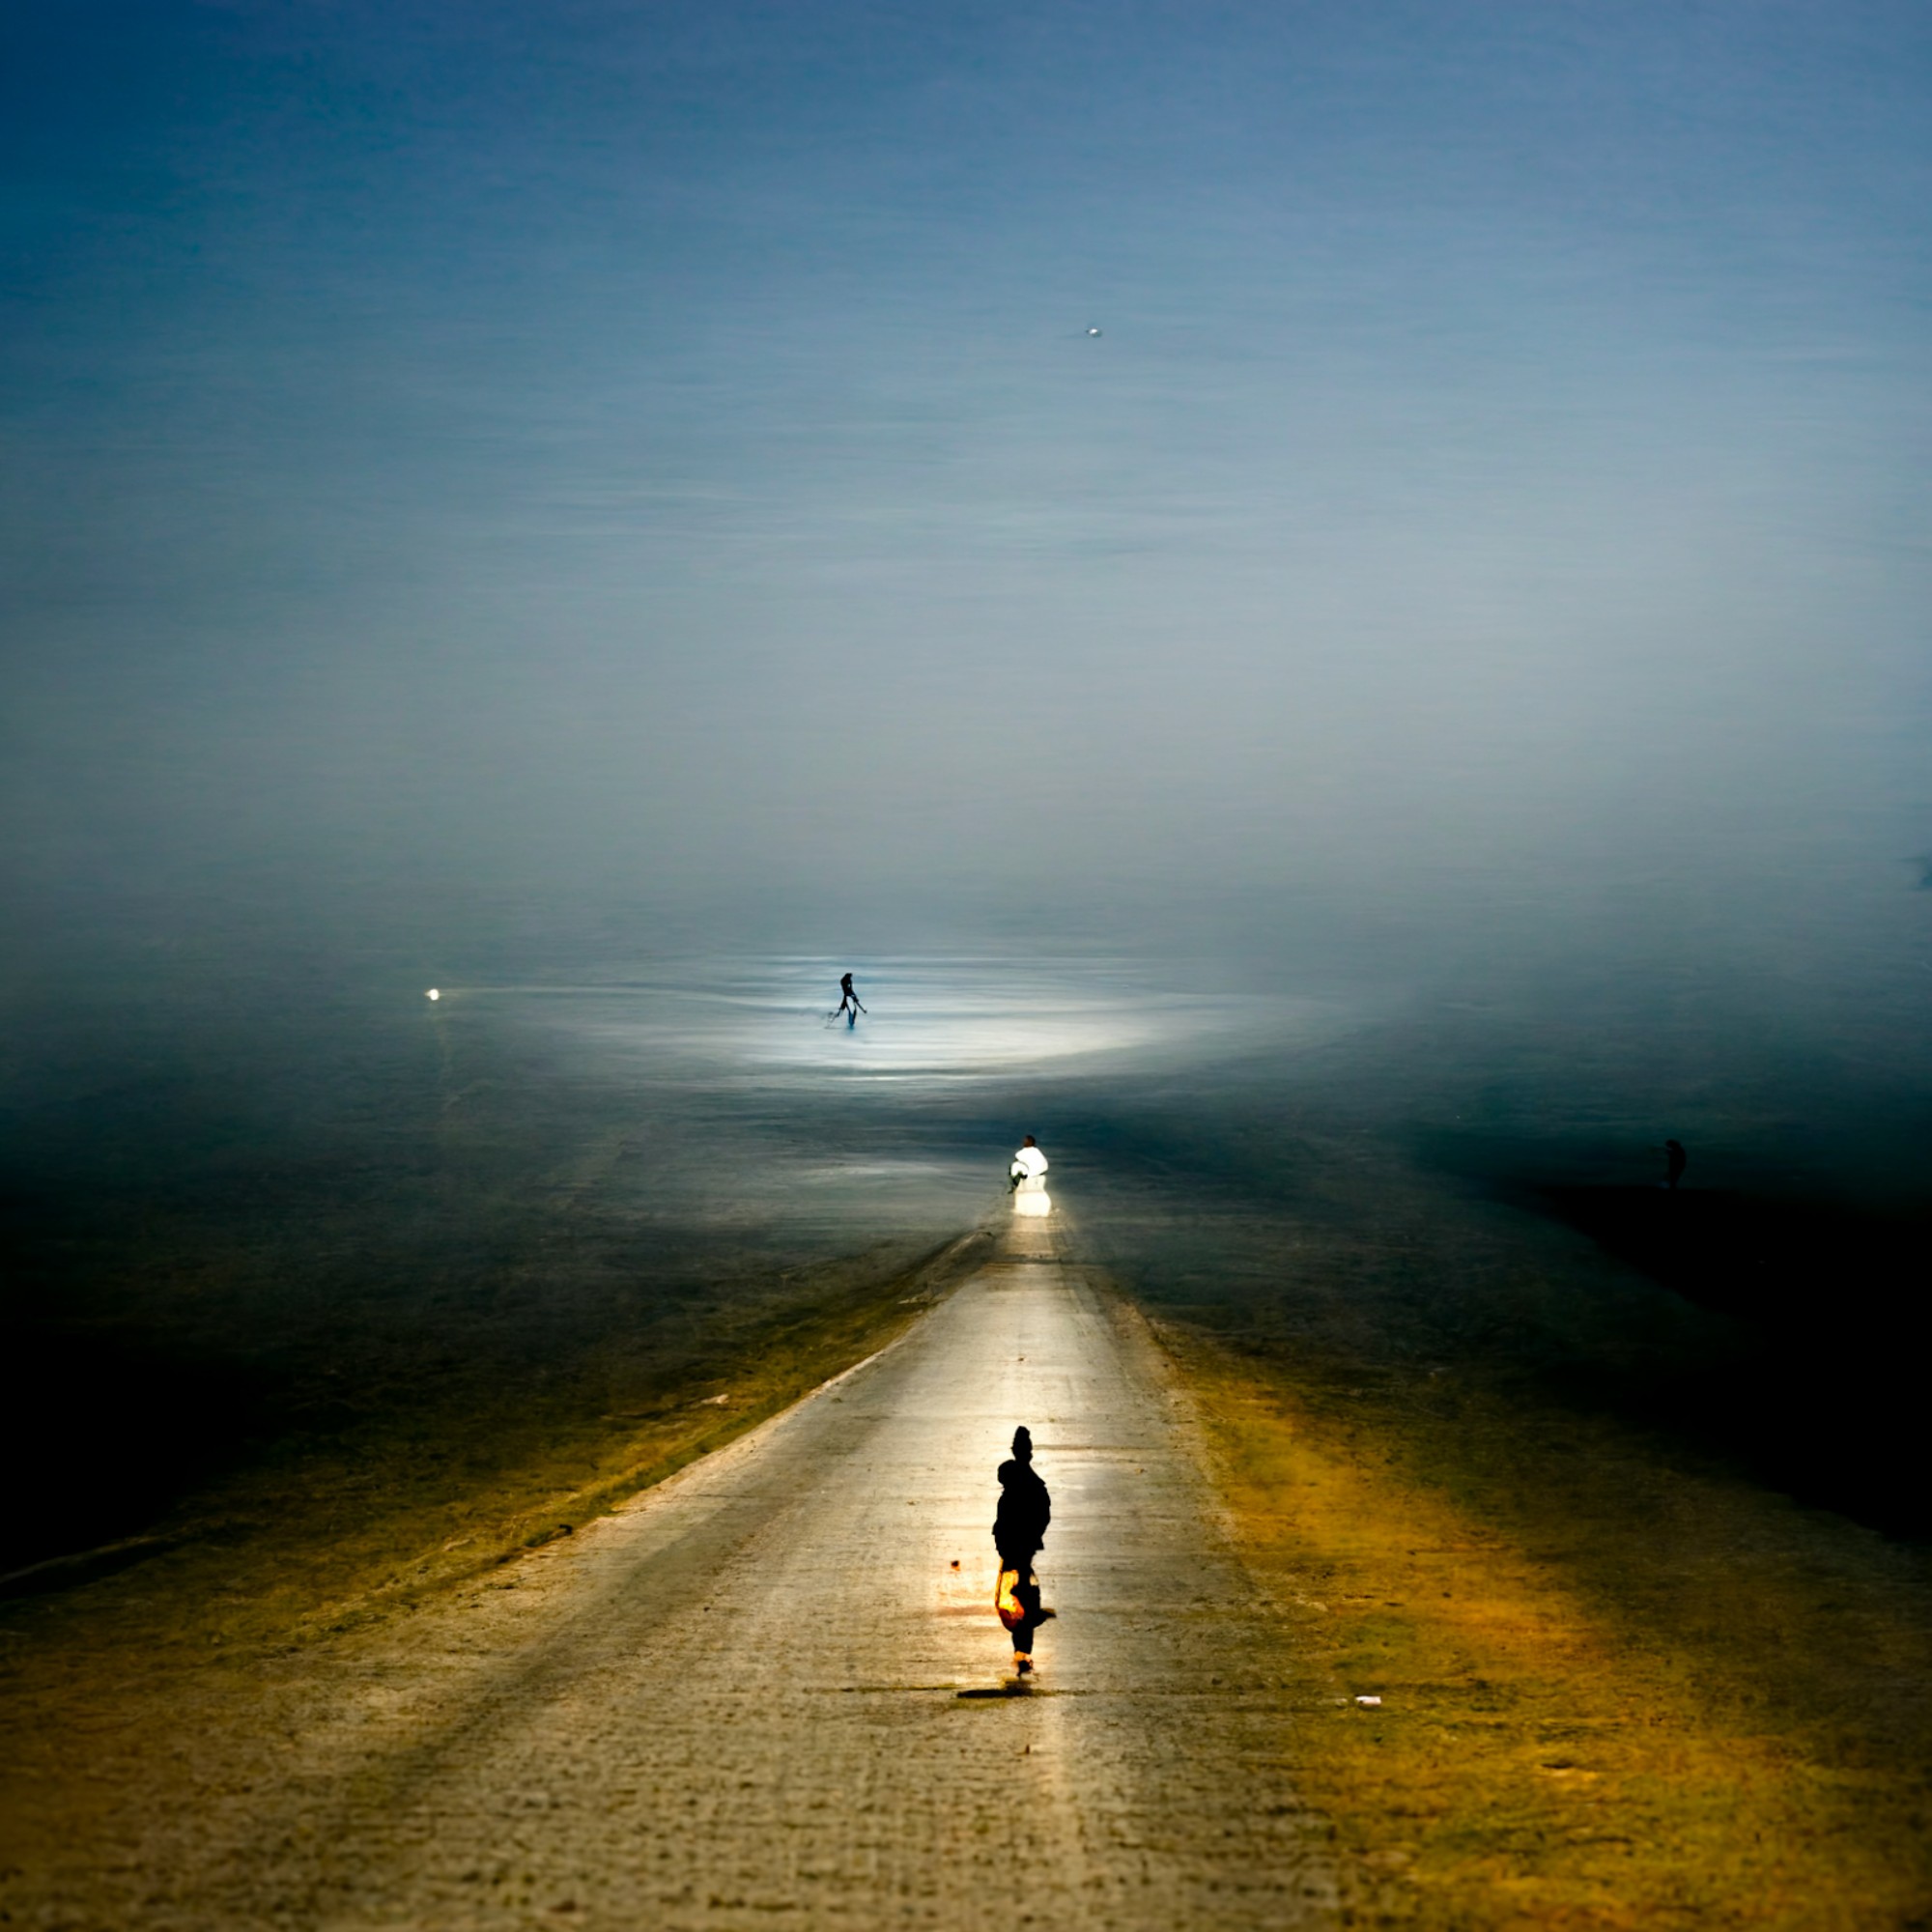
[31,1218,1336,1929]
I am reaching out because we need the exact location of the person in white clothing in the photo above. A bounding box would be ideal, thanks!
[1009,1135,1048,1194]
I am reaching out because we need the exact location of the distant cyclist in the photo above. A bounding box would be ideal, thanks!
[834,972,867,1028]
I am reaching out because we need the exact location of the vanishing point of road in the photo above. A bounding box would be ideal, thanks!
[39,1217,1337,1929]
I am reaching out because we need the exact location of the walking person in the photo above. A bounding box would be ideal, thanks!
[993,1426,1054,1676]
[833,972,867,1029]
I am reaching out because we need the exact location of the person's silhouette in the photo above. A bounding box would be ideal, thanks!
[1664,1139,1687,1192]
[993,1425,1053,1675]
[833,972,867,1028]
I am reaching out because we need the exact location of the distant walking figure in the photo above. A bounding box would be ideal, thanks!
[993,1425,1054,1676]
[1664,1139,1688,1192]
[833,972,866,1029]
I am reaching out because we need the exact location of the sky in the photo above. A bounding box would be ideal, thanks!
[3,0,1929,977]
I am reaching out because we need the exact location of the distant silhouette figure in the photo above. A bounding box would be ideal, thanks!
[993,1425,1053,1674]
[1664,1139,1688,1192]
[833,972,866,1029]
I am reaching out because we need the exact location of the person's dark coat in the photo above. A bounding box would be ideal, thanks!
[994,1458,1051,1567]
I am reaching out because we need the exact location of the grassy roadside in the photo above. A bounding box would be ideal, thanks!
[0,1231,989,1863]
[1153,1318,1932,1930]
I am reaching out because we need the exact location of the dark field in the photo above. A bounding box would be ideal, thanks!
[2,962,1002,1591]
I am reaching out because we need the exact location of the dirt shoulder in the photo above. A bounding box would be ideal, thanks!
[0,1230,991,1876]
[1154,1316,1932,1929]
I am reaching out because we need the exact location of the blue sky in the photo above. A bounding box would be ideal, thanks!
[3,1,1929,963]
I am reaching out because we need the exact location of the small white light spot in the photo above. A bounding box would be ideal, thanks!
[1086,326,1102,336]
[426,987,440,1001]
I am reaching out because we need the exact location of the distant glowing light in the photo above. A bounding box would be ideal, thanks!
[426,988,440,1001]
[1086,326,1102,336]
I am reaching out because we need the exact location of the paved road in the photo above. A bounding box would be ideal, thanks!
[43,1219,1335,1929]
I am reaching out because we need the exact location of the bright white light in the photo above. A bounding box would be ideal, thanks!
[510,959,1347,1096]
[426,988,440,1001]
[1086,326,1101,336]
[1014,1190,1052,1217]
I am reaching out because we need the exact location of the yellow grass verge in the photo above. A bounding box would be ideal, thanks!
[1155,1321,1932,1931]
